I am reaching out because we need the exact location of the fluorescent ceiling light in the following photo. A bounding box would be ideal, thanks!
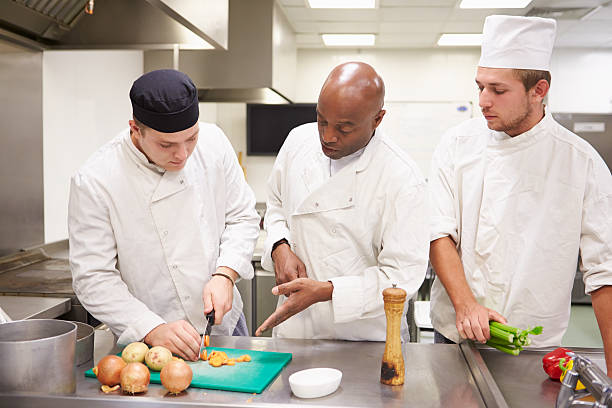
[437,33,483,46]
[459,0,532,8]
[322,34,376,47]
[308,0,376,9]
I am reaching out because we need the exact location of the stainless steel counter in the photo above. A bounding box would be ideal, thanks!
[1,335,488,408]
[0,295,70,320]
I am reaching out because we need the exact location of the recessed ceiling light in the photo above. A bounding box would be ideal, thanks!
[308,0,376,9]
[322,34,376,47]
[437,34,483,46]
[459,0,532,8]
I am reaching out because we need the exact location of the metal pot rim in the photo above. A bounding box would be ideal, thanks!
[0,319,77,344]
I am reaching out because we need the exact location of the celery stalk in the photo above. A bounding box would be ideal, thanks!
[489,325,514,343]
[490,321,520,335]
[486,342,521,356]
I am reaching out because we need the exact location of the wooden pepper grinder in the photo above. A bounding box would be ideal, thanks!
[380,284,407,386]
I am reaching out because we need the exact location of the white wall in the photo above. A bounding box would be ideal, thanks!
[211,103,274,202]
[43,50,143,243]
[549,48,612,113]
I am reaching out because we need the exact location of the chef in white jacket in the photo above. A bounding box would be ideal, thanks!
[255,62,429,341]
[68,69,259,361]
[429,16,612,375]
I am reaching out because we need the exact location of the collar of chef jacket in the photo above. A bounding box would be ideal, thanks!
[294,128,383,215]
[123,130,167,174]
[487,110,553,152]
[330,145,366,177]
[121,129,190,202]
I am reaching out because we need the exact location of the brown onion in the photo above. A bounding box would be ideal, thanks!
[93,355,126,386]
[160,360,193,394]
[120,362,150,394]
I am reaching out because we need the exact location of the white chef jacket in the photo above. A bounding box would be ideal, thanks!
[429,112,612,346]
[262,123,429,341]
[68,122,260,345]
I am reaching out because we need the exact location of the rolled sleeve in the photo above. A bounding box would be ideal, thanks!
[117,314,166,345]
[329,275,364,323]
[428,131,459,243]
[580,161,612,294]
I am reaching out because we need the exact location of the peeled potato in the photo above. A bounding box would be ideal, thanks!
[121,342,149,364]
[145,346,172,371]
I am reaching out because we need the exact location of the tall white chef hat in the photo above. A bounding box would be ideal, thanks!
[479,15,557,71]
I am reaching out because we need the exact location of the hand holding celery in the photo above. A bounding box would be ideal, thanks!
[485,321,543,356]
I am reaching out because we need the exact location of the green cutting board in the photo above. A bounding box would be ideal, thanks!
[85,347,292,394]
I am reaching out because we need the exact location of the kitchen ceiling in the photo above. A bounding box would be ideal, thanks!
[277,0,612,48]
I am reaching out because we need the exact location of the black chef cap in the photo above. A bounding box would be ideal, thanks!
[130,69,199,133]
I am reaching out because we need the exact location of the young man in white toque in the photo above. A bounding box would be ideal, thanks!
[428,15,612,376]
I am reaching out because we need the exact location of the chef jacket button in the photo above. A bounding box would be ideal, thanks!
[331,227,337,234]
[315,202,319,207]
[348,197,352,202]
[184,295,190,301]
[163,230,168,236]
[179,179,184,184]
[171,264,177,269]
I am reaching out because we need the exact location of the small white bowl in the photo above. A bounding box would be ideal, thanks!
[289,368,342,399]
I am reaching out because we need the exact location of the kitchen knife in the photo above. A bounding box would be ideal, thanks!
[199,309,215,355]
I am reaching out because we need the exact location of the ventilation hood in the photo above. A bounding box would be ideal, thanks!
[144,0,297,104]
[0,0,228,50]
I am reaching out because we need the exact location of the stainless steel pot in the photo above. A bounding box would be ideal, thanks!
[75,321,94,366]
[0,319,77,394]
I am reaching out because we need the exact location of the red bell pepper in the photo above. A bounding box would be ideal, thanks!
[542,347,572,380]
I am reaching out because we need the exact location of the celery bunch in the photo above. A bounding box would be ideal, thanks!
[486,322,543,356]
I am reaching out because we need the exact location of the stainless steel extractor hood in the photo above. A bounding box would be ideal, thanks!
[145,0,297,104]
[0,0,228,50]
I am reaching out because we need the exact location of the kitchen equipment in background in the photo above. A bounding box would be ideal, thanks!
[0,241,99,326]
[553,113,612,171]
[75,322,94,367]
[0,319,77,394]
[381,284,407,386]
[254,267,276,337]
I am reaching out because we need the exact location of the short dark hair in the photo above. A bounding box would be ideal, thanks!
[512,69,551,91]
[133,117,149,133]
